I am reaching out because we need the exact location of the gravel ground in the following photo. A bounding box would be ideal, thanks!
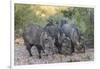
[14,38,94,65]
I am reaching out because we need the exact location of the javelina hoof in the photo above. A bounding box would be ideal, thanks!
[39,55,41,59]
[75,47,85,53]
[78,46,85,53]
[58,51,62,54]
[29,54,32,57]
[45,54,48,56]
[80,48,85,53]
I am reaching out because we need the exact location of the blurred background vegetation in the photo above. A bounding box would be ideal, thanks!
[15,4,94,44]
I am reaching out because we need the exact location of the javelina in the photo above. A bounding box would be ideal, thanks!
[23,23,56,58]
[59,19,85,53]
[44,22,61,54]
[23,24,44,58]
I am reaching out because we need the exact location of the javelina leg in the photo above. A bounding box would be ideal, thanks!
[71,41,74,53]
[57,45,62,54]
[26,43,32,56]
[55,42,62,54]
[83,45,85,53]
[82,42,86,53]
[36,45,43,59]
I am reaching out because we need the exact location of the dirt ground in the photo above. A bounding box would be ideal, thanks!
[14,38,94,65]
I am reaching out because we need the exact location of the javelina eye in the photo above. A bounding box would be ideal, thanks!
[45,38,49,42]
